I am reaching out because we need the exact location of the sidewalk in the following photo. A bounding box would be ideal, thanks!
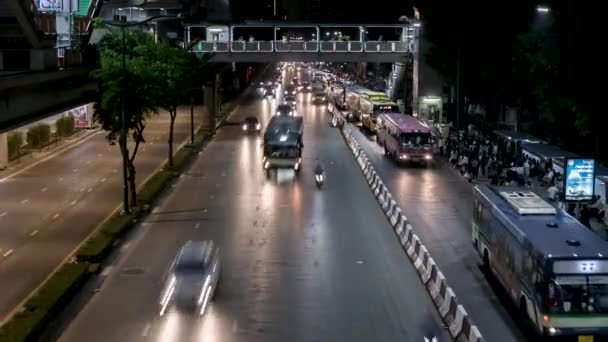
[0,128,99,180]
[443,156,608,240]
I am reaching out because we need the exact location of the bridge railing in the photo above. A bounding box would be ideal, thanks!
[320,41,364,52]
[190,40,411,53]
[364,41,409,52]
[275,41,319,52]
[231,41,274,52]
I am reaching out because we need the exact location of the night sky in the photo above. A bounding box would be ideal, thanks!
[230,0,415,22]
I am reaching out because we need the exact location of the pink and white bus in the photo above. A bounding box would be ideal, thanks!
[376,113,437,165]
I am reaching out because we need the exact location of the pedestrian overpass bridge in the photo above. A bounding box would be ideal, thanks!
[186,23,417,63]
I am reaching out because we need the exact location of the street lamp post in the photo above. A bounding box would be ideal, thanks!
[101,15,180,214]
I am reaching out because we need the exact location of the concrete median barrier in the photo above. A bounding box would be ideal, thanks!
[334,107,485,342]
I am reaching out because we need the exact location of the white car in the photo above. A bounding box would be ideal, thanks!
[159,240,221,316]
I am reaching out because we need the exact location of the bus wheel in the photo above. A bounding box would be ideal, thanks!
[483,249,490,271]
[519,297,529,321]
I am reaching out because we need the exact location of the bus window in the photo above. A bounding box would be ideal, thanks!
[400,132,432,146]
[546,277,608,314]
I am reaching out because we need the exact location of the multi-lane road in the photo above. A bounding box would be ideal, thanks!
[56,67,450,342]
[0,108,202,321]
[349,125,528,341]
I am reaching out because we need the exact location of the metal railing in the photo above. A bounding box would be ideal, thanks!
[364,41,409,52]
[194,41,230,52]
[320,41,363,52]
[189,40,411,53]
[231,41,274,52]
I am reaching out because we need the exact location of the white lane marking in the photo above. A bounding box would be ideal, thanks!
[0,212,7,217]
[100,178,106,183]
[20,199,29,204]
[194,222,200,229]
[80,188,85,193]
[356,260,364,264]
[97,154,103,158]
[120,243,131,252]
[0,130,100,183]
[100,266,113,277]
[3,249,14,258]
[53,213,60,220]
[58,177,64,181]
[73,168,79,173]
[86,160,92,165]
[87,188,93,193]
[232,319,238,333]
[141,323,151,337]
[41,187,48,192]
[70,200,77,206]
[29,230,39,237]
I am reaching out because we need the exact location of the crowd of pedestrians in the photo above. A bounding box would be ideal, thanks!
[441,126,606,233]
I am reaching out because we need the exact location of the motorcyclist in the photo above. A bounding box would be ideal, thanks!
[314,159,324,176]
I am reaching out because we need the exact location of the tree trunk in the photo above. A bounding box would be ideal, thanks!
[168,109,176,167]
[128,160,136,208]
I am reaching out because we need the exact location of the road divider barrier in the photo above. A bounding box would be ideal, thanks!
[333,105,485,342]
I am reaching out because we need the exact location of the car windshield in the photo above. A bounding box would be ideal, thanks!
[175,261,206,275]
[245,118,258,124]
[545,276,608,314]
[400,133,432,146]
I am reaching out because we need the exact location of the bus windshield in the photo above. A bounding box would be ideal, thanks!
[545,276,608,314]
[400,132,433,146]
[374,105,398,114]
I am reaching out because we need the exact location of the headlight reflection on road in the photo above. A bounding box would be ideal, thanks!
[195,306,224,342]
[157,311,180,342]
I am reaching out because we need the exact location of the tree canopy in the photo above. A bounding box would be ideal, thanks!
[417,0,605,160]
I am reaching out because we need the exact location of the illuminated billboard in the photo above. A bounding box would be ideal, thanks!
[563,158,596,202]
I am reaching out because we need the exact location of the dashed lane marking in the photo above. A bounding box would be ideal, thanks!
[141,323,151,337]
[87,188,93,193]
[100,266,113,277]
[58,177,64,181]
[73,169,79,172]
[0,212,6,217]
[29,230,39,237]
[41,187,48,192]
[100,178,106,183]
[20,199,29,204]
[194,222,200,229]
[53,213,60,220]
[70,200,77,206]
[3,249,14,258]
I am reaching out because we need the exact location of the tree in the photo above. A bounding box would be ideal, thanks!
[153,42,192,167]
[26,123,51,149]
[92,28,162,207]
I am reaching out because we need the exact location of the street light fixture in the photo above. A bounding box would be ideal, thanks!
[536,5,550,13]
[101,14,182,214]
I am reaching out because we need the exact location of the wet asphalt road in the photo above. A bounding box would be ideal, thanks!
[349,125,528,341]
[56,67,451,342]
[0,108,201,322]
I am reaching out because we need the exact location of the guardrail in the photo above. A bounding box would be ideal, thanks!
[329,103,485,342]
[190,40,411,53]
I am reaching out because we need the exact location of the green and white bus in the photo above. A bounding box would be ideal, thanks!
[473,185,608,339]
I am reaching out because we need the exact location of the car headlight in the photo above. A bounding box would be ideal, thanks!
[256,123,261,129]
[424,154,432,160]
[400,154,408,160]
[242,124,247,130]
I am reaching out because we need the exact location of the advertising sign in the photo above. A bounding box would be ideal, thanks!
[564,158,596,202]
[37,0,62,10]
[67,104,90,128]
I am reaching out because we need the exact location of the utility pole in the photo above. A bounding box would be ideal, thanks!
[456,42,460,135]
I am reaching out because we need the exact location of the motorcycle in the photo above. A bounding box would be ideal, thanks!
[315,173,324,189]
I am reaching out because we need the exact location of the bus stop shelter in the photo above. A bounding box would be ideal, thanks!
[494,130,544,157]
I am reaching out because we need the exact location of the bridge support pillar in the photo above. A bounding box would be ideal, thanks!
[0,133,8,170]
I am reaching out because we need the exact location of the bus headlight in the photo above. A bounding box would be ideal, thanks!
[548,327,559,336]
[424,154,432,160]
[400,154,408,160]
[242,124,248,131]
